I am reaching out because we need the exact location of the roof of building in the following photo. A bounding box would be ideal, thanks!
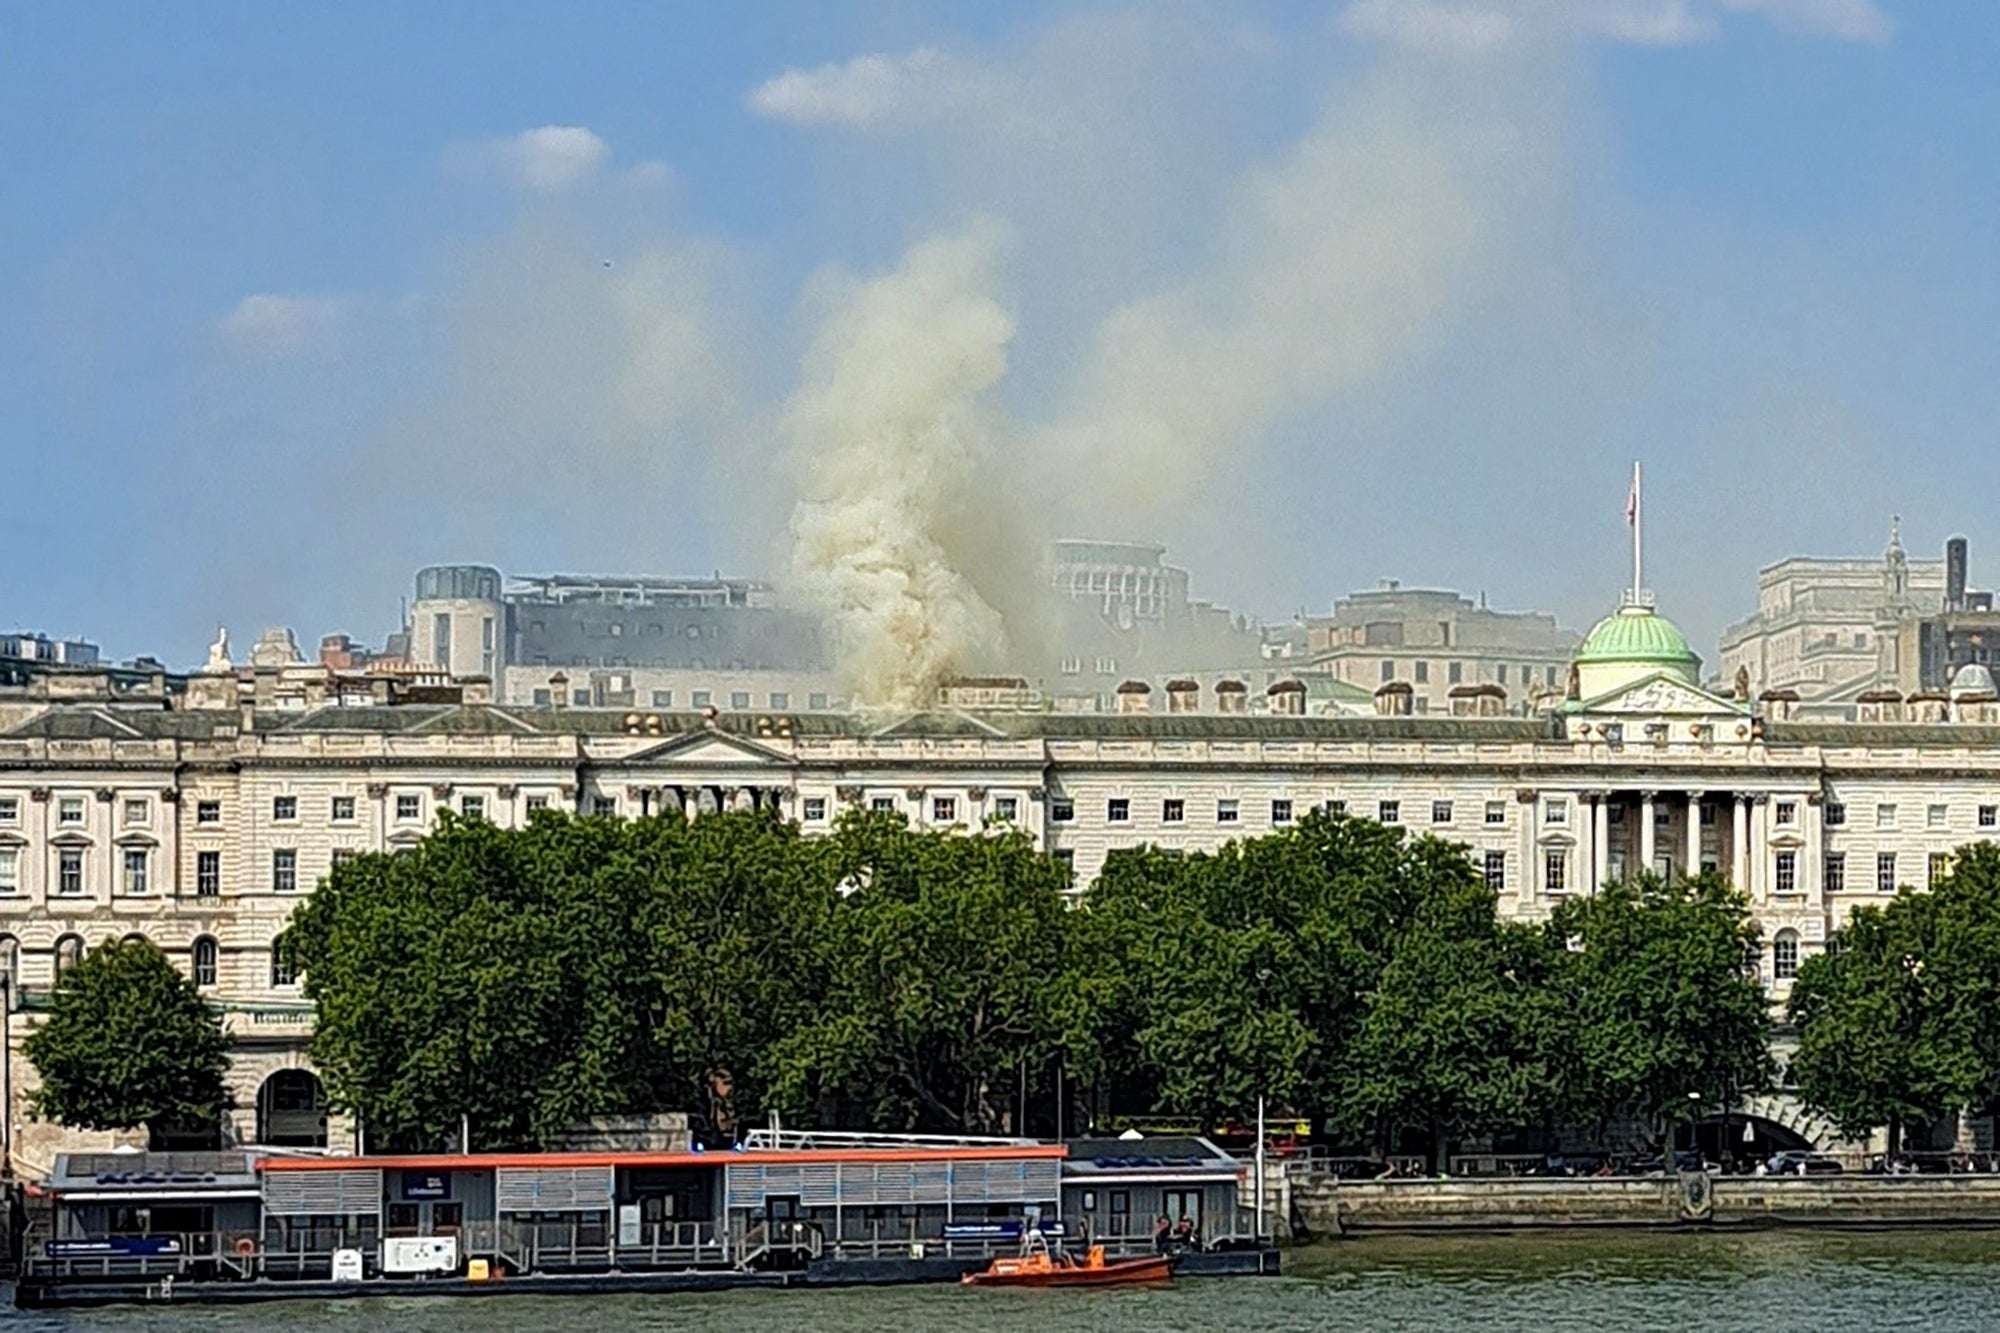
[1577,605,1702,672]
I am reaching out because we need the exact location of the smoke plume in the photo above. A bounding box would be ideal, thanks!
[784,226,1018,712]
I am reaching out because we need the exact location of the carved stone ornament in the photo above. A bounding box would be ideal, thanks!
[558,784,578,800]
[366,783,389,799]
[1515,789,1537,804]
[29,788,49,803]
[431,783,453,800]
[967,786,988,801]
[1027,787,1046,802]
[625,785,648,800]
[497,784,518,800]
[159,788,180,803]
[905,787,926,802]
[836,785,864,803]
[95,788,115,803]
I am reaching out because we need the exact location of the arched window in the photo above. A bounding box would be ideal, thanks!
[193,936,218,988]
[270,944,296,988]
[53,933,85,981]
[1774,929,1801,981]
[0,933,18,995]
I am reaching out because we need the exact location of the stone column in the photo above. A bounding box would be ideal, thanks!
[1518,789,1537,903]
[1686,792,1704,878]
[1749,794,1771,901]
[1803,793,1824,905]
[1592,794,1611,893]
[1640,791,1657,877]
[1732,795,1750,892]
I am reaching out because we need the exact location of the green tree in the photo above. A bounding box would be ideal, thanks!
[1339,874,1565,1168]
[284,809,836,1150]
[766,811,1067,1133]
[24,938,231,1135]
[1787,891,1951,1152]
[1547,873,1774,1146]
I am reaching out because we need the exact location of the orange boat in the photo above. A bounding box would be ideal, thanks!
[962,1239,1174,1288]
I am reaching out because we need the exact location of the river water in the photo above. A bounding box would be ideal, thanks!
[17,1231,2000,1331]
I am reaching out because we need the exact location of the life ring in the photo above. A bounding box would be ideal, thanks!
[233,1235,258,1258]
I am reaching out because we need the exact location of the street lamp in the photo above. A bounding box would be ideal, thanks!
[1686,1090,1702,1159]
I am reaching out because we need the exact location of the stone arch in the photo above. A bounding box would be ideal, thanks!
[52,932,84,981]
[257,1068,328,1147]
[1734,1093,1852,1154]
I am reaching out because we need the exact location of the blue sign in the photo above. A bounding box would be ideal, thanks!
[400,1172,451,1200]
[47,1237,183,1258]
[942,1220,1069,1242]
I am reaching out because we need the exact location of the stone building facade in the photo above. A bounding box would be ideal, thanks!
[6,597,2000,1171]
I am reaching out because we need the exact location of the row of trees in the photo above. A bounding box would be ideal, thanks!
[41,807,2000,1161]
[1788,843,2000,1153]
[271,807,1775,1157]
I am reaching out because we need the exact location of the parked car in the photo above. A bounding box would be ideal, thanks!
[1765,1151,1843,1176]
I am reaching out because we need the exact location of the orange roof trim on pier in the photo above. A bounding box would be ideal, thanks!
[256,1144,1069,1172]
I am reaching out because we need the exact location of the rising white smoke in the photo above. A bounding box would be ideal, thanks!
[784,225,1017,711]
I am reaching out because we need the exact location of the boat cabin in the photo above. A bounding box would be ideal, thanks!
[1059,1136,1251,1252]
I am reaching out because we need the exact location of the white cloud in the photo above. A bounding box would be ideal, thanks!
[1335,0,1516,54]
[621,160,673,189]
[456,125,612,193]
[1335,0,1889,51]
[218,294,353,358]
[1718,0,1892,42]
[746,48,973,128]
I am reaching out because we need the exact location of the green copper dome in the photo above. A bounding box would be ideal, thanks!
[1576,605,1701,679]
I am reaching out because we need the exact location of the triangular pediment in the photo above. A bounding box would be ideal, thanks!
[1576,671,1747,717]
[622,728,796,767]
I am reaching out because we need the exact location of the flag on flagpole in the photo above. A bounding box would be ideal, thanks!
[1625,470,1639,527]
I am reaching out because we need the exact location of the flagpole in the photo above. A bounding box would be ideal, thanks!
[1631,460,1643,604]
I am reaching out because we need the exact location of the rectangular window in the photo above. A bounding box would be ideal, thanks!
[1608,803,1626,824]
[0,846,17,895]
[592,796,618,817]
[993,796,1018,822]
[730,691,751,710]
[871,796,896,813]
[332,848,357,869]
[1930,852,1952,887]
[803,797,827,822]
[1775,801,1797,827]
[271,950,296,987]
[1545,799,1568,826]
[532,689,552,707]
[1928,804,1949,830]
[1982,805,1998,829]
[194,943,217,988]
[1328,799,1348,816]
[58,847,83,895]
[1700,803,1717,826]
[692,690,712,708]
[1824,853,1845,894]
[1482,849,1506,891]
[1107,798,1130,823]
[1774,850,1797,895]
[1217,799,1239,824]
[648,690,671,708]
[1544,849,1567,894]
[396,794,422,822]
[122,848,149,895]
[1774,935,1800,981]
[1414,660,1429,683]
[272,795,297,822]
[1051,798,1075,822]
[525,794,550,813]
[1877,852,1897,894]
[770,692,790,710]
[933,796,958,823]
[461,795,485,819]
[808,693,829,710]
[1448,661,1463,684]
[573,689,590,707]
[1162,799,1185,824]
[1271,799,1294,825]
[1379,801,1400,825]
[1055,849,1076,872]
[1433,801,1454,825]
[123,799,148,827]
[332,795,357,822]
[1825,802,1846,828]
[197,849,221,897]
[1484,800,1506,826]
[1498,664,1509,686]
[0,796,16,824]
[1876,803,1897,830]
[58,797,84,825]
[272,849,298,893]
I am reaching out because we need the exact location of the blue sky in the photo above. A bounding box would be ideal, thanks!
[4,0,1997,670]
